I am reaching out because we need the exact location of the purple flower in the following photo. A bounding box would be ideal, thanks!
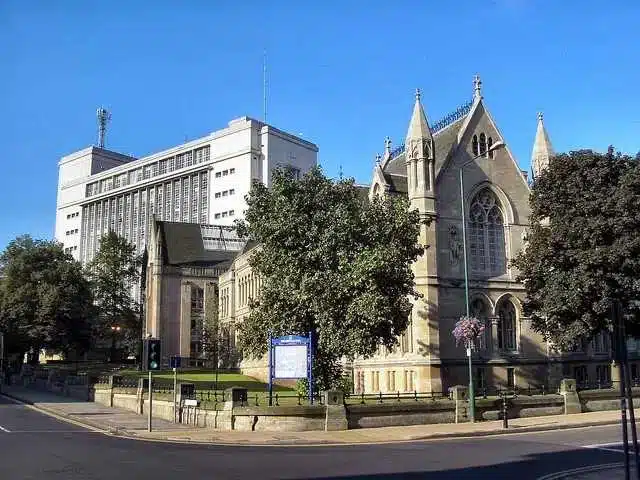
[452,315,485,347]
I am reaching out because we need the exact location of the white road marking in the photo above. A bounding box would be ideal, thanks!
[581,442,631,453]
[0,424,11,432]
[536,462,624,480]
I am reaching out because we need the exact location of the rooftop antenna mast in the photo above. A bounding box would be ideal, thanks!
[96,107,111,148]
[263,49,268,124]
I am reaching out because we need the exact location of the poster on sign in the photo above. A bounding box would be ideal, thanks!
[274,344,307,379]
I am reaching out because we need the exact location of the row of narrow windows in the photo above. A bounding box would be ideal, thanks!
[472,133,495,158]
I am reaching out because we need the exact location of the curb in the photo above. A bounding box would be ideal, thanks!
[0,389,624,447]
[406,419,621,441]
[121,418,624,447]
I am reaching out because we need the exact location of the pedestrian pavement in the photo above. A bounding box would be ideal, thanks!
[0,384,190,434]
[0,383,633,447]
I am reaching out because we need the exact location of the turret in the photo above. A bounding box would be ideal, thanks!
[405,89,436,215]
[531,112,554,180]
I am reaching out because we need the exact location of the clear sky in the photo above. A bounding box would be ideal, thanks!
[2,0,639,250]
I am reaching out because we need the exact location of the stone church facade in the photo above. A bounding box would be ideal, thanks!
[352,76,611,395]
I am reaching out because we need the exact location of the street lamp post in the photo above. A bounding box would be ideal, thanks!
[110,325,121,363]
[459,141,505,422]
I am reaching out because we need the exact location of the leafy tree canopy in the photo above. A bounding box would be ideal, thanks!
[512,148,640,349]
[88,231,141,355]
[0,235,94,361]
[235,167,424,389]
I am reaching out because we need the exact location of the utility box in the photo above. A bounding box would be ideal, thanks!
[179,383,195,398]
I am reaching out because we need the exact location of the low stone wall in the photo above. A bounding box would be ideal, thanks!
[113,393,141,413]
[233,405,326,432]
[478,395,565,421]
[580,388,640,412]
[20,373,640,433]
[347,401,456,429]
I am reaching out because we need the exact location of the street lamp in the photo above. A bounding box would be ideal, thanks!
[110,325,121,363]
[459,140,505,422]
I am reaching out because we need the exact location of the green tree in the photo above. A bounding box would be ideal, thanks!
[0,235,94,363]
[235,167,424,390]
[88,231,141,360]
[512,149,640,349]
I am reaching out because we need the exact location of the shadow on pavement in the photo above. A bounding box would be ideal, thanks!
[293,447,626,480]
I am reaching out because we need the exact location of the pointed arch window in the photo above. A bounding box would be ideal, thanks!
[470,297,489,350]
[488,137,494,158]
[497,300,517,351]
[472,135,479,156]
[479,133,487,156]
[468,188,506,276]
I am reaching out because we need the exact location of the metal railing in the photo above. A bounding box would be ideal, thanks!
[345,391,447,404]
[475,384,559,398]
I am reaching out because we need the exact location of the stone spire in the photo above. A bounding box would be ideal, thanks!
[531,112,554,180]
[406,88,433,143]
[405,88,435,213]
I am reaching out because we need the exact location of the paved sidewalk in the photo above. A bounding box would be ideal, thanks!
[0,384,190,434]
[0,384,630,446]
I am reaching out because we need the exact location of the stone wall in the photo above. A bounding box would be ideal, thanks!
[477,395,565,421]
[232,406,326,432]
[581,388,640,413]
[347,401,456,429]
[20,374,640,433]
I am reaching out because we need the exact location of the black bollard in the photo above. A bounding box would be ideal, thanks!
[502,394,508,429]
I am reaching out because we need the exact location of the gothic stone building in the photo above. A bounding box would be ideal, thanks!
[352,76,613,395]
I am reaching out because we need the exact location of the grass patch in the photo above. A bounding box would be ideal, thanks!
[118,369,294,393]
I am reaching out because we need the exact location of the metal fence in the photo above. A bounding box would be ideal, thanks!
[345,391,448,404]
[474,384,560,398]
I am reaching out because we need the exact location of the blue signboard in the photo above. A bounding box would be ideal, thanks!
[268,332,314,405]
[170,356,181,369]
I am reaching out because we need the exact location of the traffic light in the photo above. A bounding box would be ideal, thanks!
[144,339,161,371]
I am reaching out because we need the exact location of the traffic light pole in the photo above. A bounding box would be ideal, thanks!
[148,371,153,432]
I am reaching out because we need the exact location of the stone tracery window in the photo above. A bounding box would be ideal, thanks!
[468,188,506,276]
[497,300,517,351]
[479,133,487,156]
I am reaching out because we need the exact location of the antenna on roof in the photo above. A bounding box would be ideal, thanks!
[96,107,111,148]
[263,49,268,124]
[339,164,343,180]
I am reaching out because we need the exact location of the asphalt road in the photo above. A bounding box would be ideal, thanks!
[0,394,635,480]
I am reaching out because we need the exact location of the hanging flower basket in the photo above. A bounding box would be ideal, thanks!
[452,315,485,349]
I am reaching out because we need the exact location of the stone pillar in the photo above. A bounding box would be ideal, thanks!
[449,385,469,423]
[224,387,248,430]
[490,317,499,353]
[322,390,347,431]
[559,378,582,414]
[611,360,621,388]
[179,283,192,358]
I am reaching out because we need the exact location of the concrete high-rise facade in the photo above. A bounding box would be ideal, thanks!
[55,116,318,264]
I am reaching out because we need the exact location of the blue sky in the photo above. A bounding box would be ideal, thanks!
[2,1,639,250]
